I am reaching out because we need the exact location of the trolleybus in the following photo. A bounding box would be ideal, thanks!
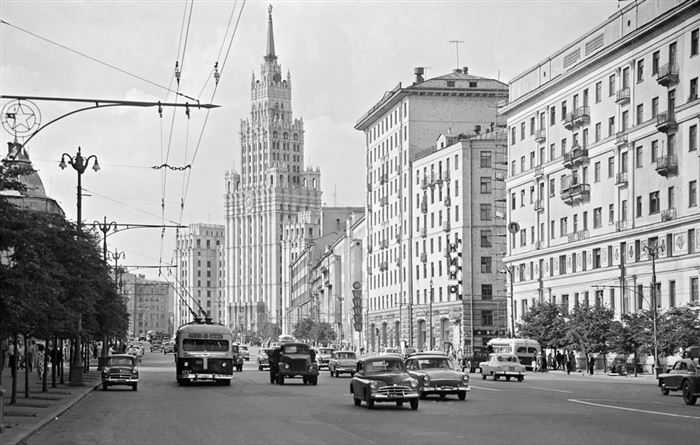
[174,320,235,385]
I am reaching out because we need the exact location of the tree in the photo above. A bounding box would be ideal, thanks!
[259,321,280,343]
[608,311,652,376]
[657,303,700,357]
[517,302,567,350]
[566,304,615,370]
[314,322,337,346]
[293,318,316,343]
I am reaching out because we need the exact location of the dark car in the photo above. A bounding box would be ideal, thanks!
[150,341,163,352]
[102,354,138,391]
[329,351,358,377]
[350,356,420,410]
[658,356,700,405]
[405,353,470,400]
[269,342,319,385]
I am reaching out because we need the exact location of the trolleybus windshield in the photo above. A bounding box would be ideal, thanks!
[182,339,229,352]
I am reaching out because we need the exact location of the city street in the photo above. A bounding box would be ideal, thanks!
[23,348,699,445]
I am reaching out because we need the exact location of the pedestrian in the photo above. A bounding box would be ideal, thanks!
[588,354,595,375]
[565,350,572,374]
[27,340,36,372]
[18,340,25,369]
[36,343,45,381]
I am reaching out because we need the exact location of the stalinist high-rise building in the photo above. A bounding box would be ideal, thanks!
[224,6,322,333]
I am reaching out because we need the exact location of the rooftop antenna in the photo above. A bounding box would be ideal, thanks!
[449,40,464,69]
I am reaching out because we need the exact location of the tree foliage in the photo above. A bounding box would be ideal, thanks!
[566,304,615,354]
[292,318,337,345]
[656,304,700,356]
[517,302,567,349]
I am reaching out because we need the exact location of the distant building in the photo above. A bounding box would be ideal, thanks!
[355,68,508,353]
[500,0,700,321]
[173,223,225,328]
[223,6,322,333]
[122,272,174,339]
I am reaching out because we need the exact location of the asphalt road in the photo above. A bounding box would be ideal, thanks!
[24,347,699,445]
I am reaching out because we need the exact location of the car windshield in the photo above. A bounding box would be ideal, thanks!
[415,358,453,369]
[336,352,356,360]
[283,345,309,354]
[240,346,248,351]
[182,339,229,352]
[107,357,134,366]
[319,349,333,354]
[497,355,518,363]
[365,360,404,374]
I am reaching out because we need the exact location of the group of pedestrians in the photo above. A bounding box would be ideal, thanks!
[2,338,67,382]
[533,350,578,374]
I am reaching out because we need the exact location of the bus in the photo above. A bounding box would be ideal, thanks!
[278,334,295,344]
[487,338,541,370]
[174,320,235,385]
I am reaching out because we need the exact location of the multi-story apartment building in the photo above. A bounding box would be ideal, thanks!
[133,275,173,338]
[224,7,322,333]
[173,223,224,329]
[355,68,508,353]
[501,0,699,322]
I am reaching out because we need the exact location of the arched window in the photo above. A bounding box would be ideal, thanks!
[269,175,274,186]
[283,132,288,139]
[273,131,278,138]
[293,133,298,141]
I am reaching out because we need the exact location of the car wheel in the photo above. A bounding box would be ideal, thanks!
[482,373,487,380]
[518,376,524,382]
[353,390,361,406]
[259,365,263,371]
[132,383,137,391]
[364,391,374,409]
[278,375,285,385]
[493,374,499,381]
[506,376,511,381]
[410,399,419,410]
[269,372,276,384]
[102,383,108,391]
[682,380,697,405]
[312,376,318,385]
[458,392,467,401]
[439,394,447,399]
[396,401,403,407]
[660,385,670,396]
[303,377,308,385]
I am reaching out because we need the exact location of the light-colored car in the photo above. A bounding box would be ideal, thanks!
[240,345,250,361]
[381,347,402,357]
[329,351,358,377]
[257,348,273,371]
[163,340,175,354]
[405,353,470,400]
[479,353,525,382]
[316,347,335,369]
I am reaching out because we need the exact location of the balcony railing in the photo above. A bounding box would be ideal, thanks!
[562,146,589,169]
[656,63,679,87]
[615,220,628,232]
[534,199,544,212]
[615,171,628,186]
[567,230,589,243]
[656,110,677,134]
[655,155,678,177]
[534,164,544,179]
[380,240,389,250]
[661,208,677,222]
[535,128,546,143]
[615,132,628,147]
[420,226,427,238]
[379,261,388,271]
[443,220,451,232]
[560,176,590,206]
[569,106,590,129]
[379,173,388,184]
[615,87,630,104]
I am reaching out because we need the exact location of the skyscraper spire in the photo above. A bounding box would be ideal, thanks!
[264,4,277,61]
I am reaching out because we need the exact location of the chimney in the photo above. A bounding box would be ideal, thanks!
[414,67,425,84]
[474,125,481,134]
[454,68,462,74]
[463,67,469,74]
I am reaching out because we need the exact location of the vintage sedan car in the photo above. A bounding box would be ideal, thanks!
[102,354,138,391]
[479,353,526,382]
[315,347,335,369]
[350,356,420,410]
[405,353,470,400]
[328,351,358,377]
[150,341,163,352]
[658,357,700,405]
[257,348,274,371]
[163,340,175,354]
[240,345,250,361]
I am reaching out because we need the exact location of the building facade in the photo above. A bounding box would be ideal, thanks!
[173,223,225,329]
[355,68,509,353]
[501,0,700,322]
[224,7,322,333]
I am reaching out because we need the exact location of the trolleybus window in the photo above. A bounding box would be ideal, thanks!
[182,339,229,352]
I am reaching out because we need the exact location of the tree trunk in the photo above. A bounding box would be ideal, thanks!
[10,333,18,405]
[42,338,49,392]
[24,335,30,399]
[59,338,65,385]
[634,349,638,377]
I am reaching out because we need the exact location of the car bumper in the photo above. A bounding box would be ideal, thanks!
[370,392,419,401]
[103,377,138,384]
[333,367,355,373]
[280,370,319,377]
[422,385,470,394]
[494,371,525,377]
[179,372,233,381]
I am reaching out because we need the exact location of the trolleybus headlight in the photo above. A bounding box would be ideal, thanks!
[222,362,227,367]
[183,361,189,367]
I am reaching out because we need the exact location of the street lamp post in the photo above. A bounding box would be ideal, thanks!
[643,241,663,376]
[429,279,434,351]
[59,146,100,386]
[502,266,516,338]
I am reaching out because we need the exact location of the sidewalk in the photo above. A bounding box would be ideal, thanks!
[515,368,658,384]
[0,360,101,445]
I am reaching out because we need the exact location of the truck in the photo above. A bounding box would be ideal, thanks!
[268,342,319,385]
[658,346,700,405]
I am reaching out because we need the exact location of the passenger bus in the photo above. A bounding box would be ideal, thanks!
[278,334,295,344]
[174,320,235,385]
[487,338,541,370]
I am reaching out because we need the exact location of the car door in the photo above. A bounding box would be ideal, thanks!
[352,361,365,393]
[667,361,686,388]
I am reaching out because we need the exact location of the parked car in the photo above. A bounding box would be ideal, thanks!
[328,351,358,377]
[102,354,138,391]
[240,345,250,361]
[257,348,273,371]
[479,353,526,382]
[315,347,335,369]
[163,340,175,354]
[405,353,470,400]
[658,347,700,405]
[349,356,420,410]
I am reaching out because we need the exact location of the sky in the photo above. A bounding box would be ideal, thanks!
[1,0,623,279]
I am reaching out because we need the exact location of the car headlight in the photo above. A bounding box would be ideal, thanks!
[422,375,430,384]
[281,363,289,369]
[409,379,418,388]
[103,367,110,373]
[462,374,470,383]
[370,381,379,390]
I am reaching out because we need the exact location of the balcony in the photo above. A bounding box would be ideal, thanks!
[615,132,628,148]
[560,176,590,206]
[380,240,389,250]
[444,196,451,207]
[568,230,589,243]
[562,145,589,169]
[534,199,544,213]
[656,110,677,134]
[570,106,590,129]
[380,196,389,207]
[379,261,388,271]
[615,172,628,186]
[655,155,678,177]
[420,226,427,238]
[443,220,450,232]
[563,113,574,130]
[535,128,546,143]
[615,220,628,232]
[615,87,630,104]
[661,208,676,222]
[656,63,679,87]
[379,173,388,184]
[534,164,544,179]
[420,252,427,263]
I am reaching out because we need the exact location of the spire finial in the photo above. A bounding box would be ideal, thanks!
[265,4,277,61]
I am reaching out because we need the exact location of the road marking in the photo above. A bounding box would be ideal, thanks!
[469,386,501,392]
[531,387,573,394]
[569,399,700,420]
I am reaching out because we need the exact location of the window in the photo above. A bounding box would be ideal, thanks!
[636,104,644,125]
[608,157,615,178]
[520,229,526,247]
[652,50,660,74]
[652,97,659,117]
[481,230,492,248]
[651,140,659,162]
[595,122,601,142]
[511,160,516,176]
[689,229,696,254]
[690,78,698,101]
[560,217,568,236]
[561,101,567,120]
[549,178,555,197]
[609,203,615,225]
[621,110,629,132]
[559,255,566,275]
[511,192,516,210]
[480,204,492,221]
[593,207,602,228]
[692,28,699,56]
[520,156,526,172]
[622,200,628,221]
[595,81,602,103]
[593,248,601,269]
[691,277,699,303]
[480,257,492,273]
[480,177,492,194]
[690,180,697,207]
[669,280,676,308]
[608,74,615,97]
[636,196,642,217]
[520,122,526,140]
[635,146,643,168]
[636,59,644,82]
[608,116,615,137]
[480,151,492,167]
[549,143,556,160]
[594,162,601,182]
[550,107,556,126]
[481,310,493,326]
[530,117,535,136]
[649,191,660,214]
[511,127,516,145]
